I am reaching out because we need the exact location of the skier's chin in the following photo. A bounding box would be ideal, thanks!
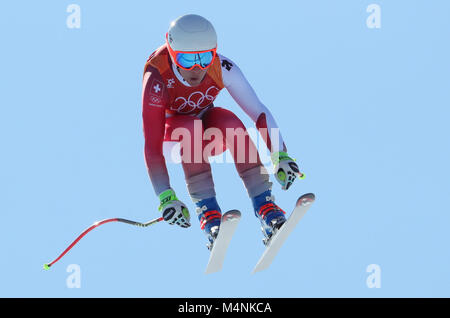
[177,66,207,87]
[189,78,203,86]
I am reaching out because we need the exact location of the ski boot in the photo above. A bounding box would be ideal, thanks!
[252,190,287,246]
[196,197,222,250]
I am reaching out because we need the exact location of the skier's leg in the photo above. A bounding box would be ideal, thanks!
[165,115,217,200]
[165,115,222,247]
[202,107,272,197]
[202,107,286,241]
[181,160,222,248]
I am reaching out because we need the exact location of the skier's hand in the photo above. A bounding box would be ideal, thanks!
[271,152,305,190]
[158,189,191,228]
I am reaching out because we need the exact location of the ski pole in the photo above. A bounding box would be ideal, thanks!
[43,216,164,270]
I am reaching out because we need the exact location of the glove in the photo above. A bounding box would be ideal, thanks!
[158,189,191,228]
[271,151,304,190]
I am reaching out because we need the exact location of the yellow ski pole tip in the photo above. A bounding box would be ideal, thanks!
[43,264,51,270]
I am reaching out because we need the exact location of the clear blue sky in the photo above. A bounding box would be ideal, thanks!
[1,0,449,297]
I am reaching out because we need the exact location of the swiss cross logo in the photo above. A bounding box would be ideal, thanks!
[151,79,163,96]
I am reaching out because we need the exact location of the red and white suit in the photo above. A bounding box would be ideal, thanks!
[142,44,287,202]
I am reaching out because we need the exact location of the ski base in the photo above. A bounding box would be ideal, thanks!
[252,193,315,274]
[205,210,241,274]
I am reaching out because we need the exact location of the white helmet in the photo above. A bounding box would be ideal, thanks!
[167,14,217,52]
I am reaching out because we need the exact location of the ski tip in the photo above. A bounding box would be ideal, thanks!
[222,210,241,221]
[205,268,220,275]
[296,193,315,207]
[205,262,223,274]
[43,263,51,271]
[251,265,267,274]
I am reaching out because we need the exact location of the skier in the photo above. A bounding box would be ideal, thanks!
[142,14,302,249]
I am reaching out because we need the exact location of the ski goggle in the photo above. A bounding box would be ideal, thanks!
[166,34,217,70]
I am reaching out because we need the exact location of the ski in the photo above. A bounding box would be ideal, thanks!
[252,193,315,274]
[205,210,241,274]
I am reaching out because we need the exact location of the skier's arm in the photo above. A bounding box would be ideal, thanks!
[220,55,287,154]
[142,66,171,196]
[220,55,304,190]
